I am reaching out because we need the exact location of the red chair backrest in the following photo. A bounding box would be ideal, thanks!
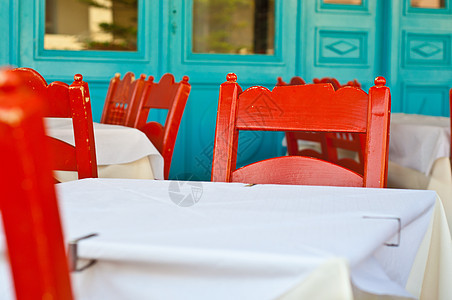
[0,70,74,300]
[101,72,147,126]
[282,76,367,176]
[10,68,98,180]
[278,76,329,160]
[135,74,191,179]
[212,73,391,187]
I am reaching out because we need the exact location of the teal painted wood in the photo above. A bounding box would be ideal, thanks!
[319,1,369,12]
[0,0,10,66]
[0,0,18,66]
[5,0,452,180]
[389,0,452,117]
[302,0,381,91]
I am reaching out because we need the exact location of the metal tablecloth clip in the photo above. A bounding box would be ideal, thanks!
[68,233,99,272]
[362,216,401,247]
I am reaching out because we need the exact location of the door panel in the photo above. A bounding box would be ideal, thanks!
[302,0,382,89]
[403,84,450,115]
[390,0,452,116]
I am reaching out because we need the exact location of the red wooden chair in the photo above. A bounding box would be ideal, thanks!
[100,72,147,126]
[0,70,74,299]
[313,77,342,90]
[212,73,390,187]
[276,76,306,86]
[135,74,191,179]
[345,79,362,89]
[313,77,362,90]
[10,67,98,180]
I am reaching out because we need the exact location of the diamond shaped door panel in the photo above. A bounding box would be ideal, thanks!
[403,32,451,67]
[317,30,368,65]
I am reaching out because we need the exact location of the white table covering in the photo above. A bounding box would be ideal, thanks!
[389,113,450,176]
[1,179,448,299]
[387,113,452,235]
[45,118,164,180]
[281,113,450,176]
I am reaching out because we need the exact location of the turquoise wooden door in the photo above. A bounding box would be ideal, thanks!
[166,0,297,180]
[388,0,452,116]
[301,0,383,91]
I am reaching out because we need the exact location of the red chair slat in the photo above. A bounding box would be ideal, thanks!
[235,84,368,132]
[231,156,363,186]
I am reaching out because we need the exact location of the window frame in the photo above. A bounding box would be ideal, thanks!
[405,0,452,15]
[183,0,283,64]
[36,0,151,62]
[318,0,369,13]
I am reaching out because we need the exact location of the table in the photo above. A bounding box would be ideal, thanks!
[387,113,452,235]
[45,118,164,180]
[282,113,452,235]
[389,113,450,176]
[1,179,450,299]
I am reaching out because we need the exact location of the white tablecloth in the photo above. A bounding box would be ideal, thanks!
[389,113,450,176]
[45,118,164,180]
[387,113,452,235]
[2,179,450,299]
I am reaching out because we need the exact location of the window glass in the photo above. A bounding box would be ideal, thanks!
[45,0,138,51]
[323,0,362,4]
[192,0,275,55]
[411,0,445,8]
